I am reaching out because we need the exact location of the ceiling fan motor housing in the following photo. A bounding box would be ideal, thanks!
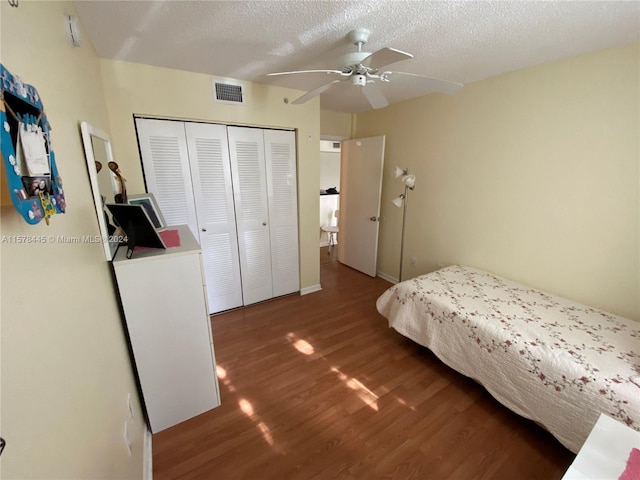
[352,75,367,87]
[337,52,371,72]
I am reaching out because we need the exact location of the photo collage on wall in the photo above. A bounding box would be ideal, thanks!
[0,63,66,224]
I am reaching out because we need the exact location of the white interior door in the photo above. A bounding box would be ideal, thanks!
[227,126,273,305]
[337,135,386,277]
[135,119,198,233]
[264,129,299,297]
[184,122,243,313]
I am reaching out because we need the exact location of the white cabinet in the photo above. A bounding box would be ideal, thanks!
[135,119,299,313]
[112,225,220,433]
[562,414,640,479]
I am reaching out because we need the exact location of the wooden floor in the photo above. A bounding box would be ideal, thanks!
[153,251,575,479]
[319,244,339,265]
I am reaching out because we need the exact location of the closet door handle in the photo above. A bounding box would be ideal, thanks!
[201,228,207,232]
[262,222,267,226]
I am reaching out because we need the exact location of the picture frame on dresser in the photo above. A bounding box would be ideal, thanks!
[106,203,166,259]
[128,192,166,230]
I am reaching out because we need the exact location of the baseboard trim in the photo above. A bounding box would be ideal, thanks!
[300,284,322,295]
[376,271,398,284]
[143,426,153,480]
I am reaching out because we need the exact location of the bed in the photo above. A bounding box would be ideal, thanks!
[376,265,640,453]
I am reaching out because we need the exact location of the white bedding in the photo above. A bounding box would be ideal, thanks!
[376,265,640,453]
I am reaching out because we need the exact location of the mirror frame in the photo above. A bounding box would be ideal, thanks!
[80,121,119,261]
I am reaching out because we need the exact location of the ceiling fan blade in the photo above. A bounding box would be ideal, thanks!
[292,79,343,104]
[266,69,345,77]
[362,83,389,109]
[382,71,463,95]
[361,47,412,70]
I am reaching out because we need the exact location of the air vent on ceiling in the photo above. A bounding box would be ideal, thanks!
[213,80,244,105]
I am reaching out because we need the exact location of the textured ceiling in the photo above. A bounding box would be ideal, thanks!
[75,1,640,113]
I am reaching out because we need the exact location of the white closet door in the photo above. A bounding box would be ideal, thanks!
[264,130,299,296]
[227,126,273,305]
[185,123,243,313]
[135,119,198,235]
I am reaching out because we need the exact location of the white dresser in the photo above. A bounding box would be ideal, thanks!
[562,413,640,479]
[112,225,220,433]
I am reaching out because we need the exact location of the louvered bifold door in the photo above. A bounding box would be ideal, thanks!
[135,118,198,235]
[185,123,243,314]
[264,130,299,296]
[227,126,273,305]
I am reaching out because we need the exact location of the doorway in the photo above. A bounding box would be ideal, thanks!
[318,135,386,278]
[337,135,386,277]
[319,139,341,250]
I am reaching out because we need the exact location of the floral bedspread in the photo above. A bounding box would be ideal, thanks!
[376,265,640,453]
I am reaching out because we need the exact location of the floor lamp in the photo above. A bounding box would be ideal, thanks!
[392,167,416,282]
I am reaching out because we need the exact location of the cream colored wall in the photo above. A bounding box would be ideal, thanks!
[99,60,321,291]
[320,109,352,138]
[356,42,639,321]
[0,2,146,479]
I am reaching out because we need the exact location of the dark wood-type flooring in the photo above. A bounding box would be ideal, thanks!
[153,248,575,479]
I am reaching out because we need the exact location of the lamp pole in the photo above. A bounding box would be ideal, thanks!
[399,184,408,282]
[393,167,414,283]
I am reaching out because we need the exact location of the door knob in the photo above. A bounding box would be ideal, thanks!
[369,216,379,222]
[262,222,267,226]
[202,228,207,232]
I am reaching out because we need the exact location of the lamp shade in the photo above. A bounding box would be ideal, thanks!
[402,174,416,188]
[392,195,405,208]
[394,166,407,178]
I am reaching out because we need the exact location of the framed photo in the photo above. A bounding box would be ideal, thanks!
[127,193,166,230]
[22,175,51,197]
[106,203,166,259]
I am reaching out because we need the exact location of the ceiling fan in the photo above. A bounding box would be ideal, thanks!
[267,28,463,110]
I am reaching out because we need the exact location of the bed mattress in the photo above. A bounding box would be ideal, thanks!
[376,265,640,453]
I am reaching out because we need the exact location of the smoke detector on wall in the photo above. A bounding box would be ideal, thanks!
[65,14,82,47]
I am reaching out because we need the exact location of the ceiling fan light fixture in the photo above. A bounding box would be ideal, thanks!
[352,75,367,87]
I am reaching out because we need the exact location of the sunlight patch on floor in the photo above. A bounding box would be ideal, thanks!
[239,398,255,417]
[237,397,281,451]
[393,395,415,411]
[284,333,381,412]
[257,421,275,447]
[216,364,280,451]
[331,365,379,411]
[216,364,236,392]
[286,332,315,355]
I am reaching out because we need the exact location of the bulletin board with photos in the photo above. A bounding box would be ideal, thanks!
[0,64,66,225]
